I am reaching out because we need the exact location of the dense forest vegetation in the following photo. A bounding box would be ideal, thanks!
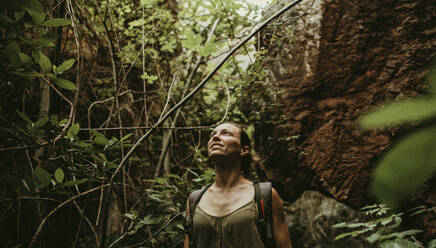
[0,0,434,247]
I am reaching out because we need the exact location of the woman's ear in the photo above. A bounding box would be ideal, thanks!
[240,145,250,157]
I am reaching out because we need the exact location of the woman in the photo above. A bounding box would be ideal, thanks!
[184,122,292,248]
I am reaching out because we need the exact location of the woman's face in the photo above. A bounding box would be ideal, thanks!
[208,123,242,159]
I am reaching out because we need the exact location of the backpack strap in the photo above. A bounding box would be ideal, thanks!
[254,182,274,248]
[184,185,210,248]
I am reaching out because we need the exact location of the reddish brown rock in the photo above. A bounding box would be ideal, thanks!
[246,0,436,240]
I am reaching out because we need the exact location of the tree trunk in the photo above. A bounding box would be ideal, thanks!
[246,0,436,239]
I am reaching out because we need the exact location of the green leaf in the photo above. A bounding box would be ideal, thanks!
[365,233,381,243]
[44,18,71,27]
[99,153,108,161]
[395,229,423,238]
[57,59,75,74]
[39,53,51,73]
[167,173,181,179]
[181,29,203,51]
[427,239,436,248]
[19,52,32,65]
[34,117,48,128]
[35,34,57,47]
[95,134,109,146]
[139,215,156,225]
[35,167,51,186]
[25,8,45,25]
[148,75,158,84]
[5,42,21,67]
[32,51,52,73]
[140,0,158,8]
[104,161,117,168]
[199,36,220,56]
[360,98,436,129]
[24,0,45,25]
[332,222,347,228]
[61,178,88,187]
[120,133,133,142]
[335,232,352,240]
[14,10,25,22]
[372,124,436,207]
[91,130,109,146]
[140,72,158,84]
[67,123,80,137]
[123,211,138,220]
[46,73,57,78]
[53,77,77,90]
[410,209,426,216]
[59,119,68,126]
[0,14,14,25]
[382,239,418,248]
[54,168,64,183]
[16,110,32,124]
[380,217,394,226]
[359,204,378,211]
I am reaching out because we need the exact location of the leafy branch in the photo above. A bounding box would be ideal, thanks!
[99,0,304,246]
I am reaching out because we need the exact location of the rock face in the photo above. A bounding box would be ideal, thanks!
[286,191,362,248]
[245,0,436,240]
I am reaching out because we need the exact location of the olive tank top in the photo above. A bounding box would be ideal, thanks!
[191,199,265,248]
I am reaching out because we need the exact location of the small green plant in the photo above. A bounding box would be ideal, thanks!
[118,168,215,247]
[333,204,435,247]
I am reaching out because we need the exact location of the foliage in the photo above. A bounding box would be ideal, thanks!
[126,168,215,244]
[334,204,435,247]
[359,66,436,208]
[0,0,263,247]
[1,4,76,93]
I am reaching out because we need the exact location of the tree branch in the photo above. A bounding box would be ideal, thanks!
[28,184,110,248]
[114,0,304,179]
[99,1,304,247]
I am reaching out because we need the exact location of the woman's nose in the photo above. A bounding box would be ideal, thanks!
[210,133,221,141]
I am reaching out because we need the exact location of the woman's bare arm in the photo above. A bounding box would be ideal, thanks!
[271,188,293,248]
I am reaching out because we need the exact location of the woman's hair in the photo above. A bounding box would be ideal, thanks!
[222,122,252,175]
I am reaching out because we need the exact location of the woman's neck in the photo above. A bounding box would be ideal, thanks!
[213,160,246,188]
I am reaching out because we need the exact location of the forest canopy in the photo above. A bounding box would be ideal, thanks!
[1,0,435,247]
[0,0,266,247]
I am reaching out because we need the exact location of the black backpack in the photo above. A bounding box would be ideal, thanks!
[184,182,274,248]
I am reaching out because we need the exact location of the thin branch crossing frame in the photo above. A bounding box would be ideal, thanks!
[100,0,304,247]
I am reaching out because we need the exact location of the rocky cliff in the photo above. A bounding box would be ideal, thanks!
[244,0,436,240]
